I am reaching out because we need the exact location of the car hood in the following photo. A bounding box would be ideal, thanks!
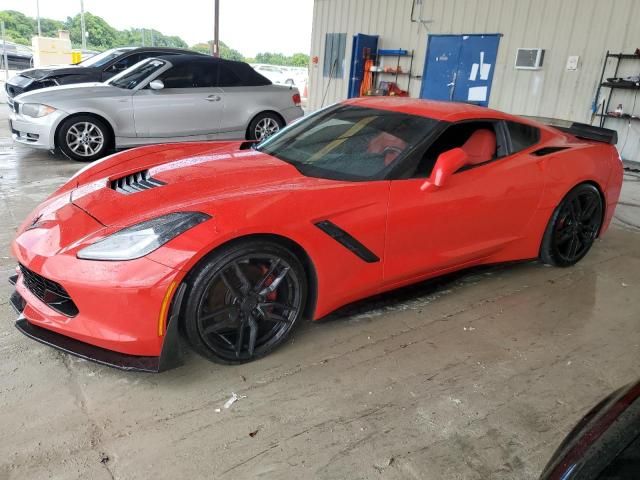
[17,65,86,80]
[15,82,124,104]
[69,141,312,226]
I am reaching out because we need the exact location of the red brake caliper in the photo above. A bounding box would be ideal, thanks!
[259,265,278,302]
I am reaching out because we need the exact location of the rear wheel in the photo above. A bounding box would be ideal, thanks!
[540,183,603,267]
[57,115,112,162]
[247,112,284,141]
[183,240,307,364]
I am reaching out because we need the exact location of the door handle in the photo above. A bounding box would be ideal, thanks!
[205,95,221,102]
[448,71,457,101]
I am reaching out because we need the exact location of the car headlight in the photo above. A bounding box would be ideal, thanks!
[77,212,210,261]
[22,103,57,118]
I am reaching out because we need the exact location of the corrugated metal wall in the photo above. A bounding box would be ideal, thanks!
[308,0,640,161]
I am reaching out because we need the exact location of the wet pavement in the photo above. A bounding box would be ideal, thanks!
[0,106,639,480]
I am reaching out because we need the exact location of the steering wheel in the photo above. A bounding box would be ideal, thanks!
[382,145,404,165]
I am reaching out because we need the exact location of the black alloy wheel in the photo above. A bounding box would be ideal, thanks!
[183,241,307,364]
[540,183,603,267]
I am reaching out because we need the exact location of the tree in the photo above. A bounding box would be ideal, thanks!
[254,51,309,67]
[64,12,119,50]
[190,42,210,54]
[0,10,63,45]
[189,41,244,61]
[290,53,310,67]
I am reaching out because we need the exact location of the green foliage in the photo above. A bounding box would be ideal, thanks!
[188,41,244,61]
[255,51,309,67]
[0,10,188,51]
[0,9,307,67]
[190,42,210,54]
[64,12,119,50]
[219,41,244,61]
[117,28,188,49]
[0,10,63,45]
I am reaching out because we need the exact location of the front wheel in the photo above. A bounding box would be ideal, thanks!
[57,115,112,162]
[540,183,603,267]
[183,240,307,364]
[247,113,284,141]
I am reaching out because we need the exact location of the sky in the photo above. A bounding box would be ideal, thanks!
[3,0,314,56]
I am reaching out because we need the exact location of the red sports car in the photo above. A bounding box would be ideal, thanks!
[9,98,623,371]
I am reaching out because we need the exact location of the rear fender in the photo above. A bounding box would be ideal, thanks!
[536,144,611,211]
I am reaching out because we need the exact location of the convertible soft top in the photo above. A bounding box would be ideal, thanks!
[156,54,272,87]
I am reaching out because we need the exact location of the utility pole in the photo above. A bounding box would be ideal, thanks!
[80,0,87,50]
[211,0,220,57]
[36,0,42,36]
[1,21,8,80]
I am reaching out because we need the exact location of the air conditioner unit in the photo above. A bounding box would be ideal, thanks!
[515,48,545,70]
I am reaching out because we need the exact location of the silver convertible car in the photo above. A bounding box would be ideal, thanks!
[9,55,304,161]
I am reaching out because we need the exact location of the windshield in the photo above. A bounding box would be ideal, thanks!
[256,104,439,181]
[78,48,132,68]
[107,58,166,89]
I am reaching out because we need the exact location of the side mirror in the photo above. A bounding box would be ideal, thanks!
[420,147,468,191]
[149,79,165,91]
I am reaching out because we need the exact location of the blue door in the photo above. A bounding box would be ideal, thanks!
[420,34,500,107]
[348,33,379,98]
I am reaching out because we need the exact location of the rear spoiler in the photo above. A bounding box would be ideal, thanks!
[554,122,618,145]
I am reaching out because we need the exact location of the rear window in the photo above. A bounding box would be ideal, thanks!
[507,121,540,153]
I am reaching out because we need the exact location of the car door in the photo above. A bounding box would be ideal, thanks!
[383,119,545,285]
[132,60,223,138]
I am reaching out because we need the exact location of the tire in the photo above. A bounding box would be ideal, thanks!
[182,239,308,365]
[56,115,112,162]
[247,112,284,141]
[540,183,604,267]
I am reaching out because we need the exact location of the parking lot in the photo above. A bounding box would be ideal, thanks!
[1,105,639,479]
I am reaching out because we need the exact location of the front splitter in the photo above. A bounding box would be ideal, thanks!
[9,284,187,373]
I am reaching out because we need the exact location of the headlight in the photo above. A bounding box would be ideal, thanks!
[77,212,210,261]
[22,103,57,118]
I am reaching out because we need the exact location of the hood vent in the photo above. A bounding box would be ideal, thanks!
[110,170,165,194]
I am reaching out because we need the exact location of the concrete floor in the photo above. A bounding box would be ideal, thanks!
[0,108,639,480]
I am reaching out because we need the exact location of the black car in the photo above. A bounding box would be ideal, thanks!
[1,42,33,70]
[540,379,640,479]
[5,46,203,106]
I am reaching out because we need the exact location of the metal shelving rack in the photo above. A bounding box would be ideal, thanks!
[373,49,414,94]
[593,51,640,127]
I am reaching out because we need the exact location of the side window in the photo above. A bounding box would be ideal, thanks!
[105,53,143,73]
[159,62,230,88]
[412,121,503,178]
[159,64,198,88]
[323,33,346,78]
[507,121,540,153]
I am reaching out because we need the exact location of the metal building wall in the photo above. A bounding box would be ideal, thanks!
[308,0,640,161]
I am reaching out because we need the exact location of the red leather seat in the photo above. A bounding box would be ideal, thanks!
[367,132,407,165]
[461,129,496,165]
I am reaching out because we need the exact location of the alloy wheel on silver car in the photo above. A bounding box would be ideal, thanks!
[254,117,280,141]
[66,122,105,157]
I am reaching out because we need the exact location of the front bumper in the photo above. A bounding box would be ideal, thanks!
[10,109,66,150]
[9,244,188,372]
[9,284,186,372]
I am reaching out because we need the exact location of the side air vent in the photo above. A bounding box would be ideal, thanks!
[532,146,570,156]
[110,170,165,194]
